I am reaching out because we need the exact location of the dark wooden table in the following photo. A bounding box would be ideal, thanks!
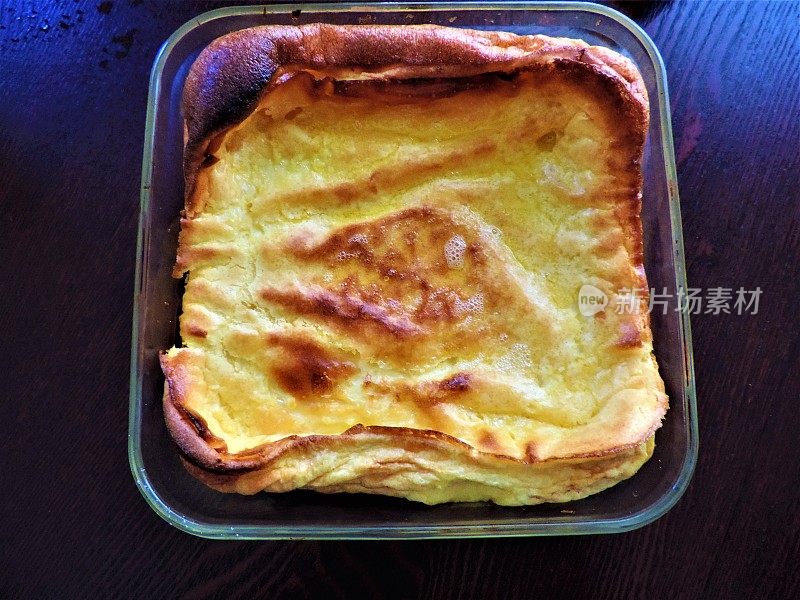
[2,1,798,597]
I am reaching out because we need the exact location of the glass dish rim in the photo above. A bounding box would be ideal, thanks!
[129,0,698,540]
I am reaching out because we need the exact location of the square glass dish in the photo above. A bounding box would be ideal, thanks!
[130,2,697,539]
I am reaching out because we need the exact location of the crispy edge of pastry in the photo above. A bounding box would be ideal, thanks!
[180,24,648,212]
[161,350,666,476]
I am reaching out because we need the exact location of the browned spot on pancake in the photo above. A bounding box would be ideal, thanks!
[260,285,423,338]
[288,206,435,261]
[267,207,503,347]
[363,373,472,406]
[525,442,540,462]
[536,129,560,151]
[185,324,208,338]
[399,373,474,408]
[374,142,496,192]
[286,207,490,289]
[179,406,228,452]
[616,321,642,348]
[332,181,362,203]
[266,333,356,400]
[478,430,501,452]
[283,207,490,328]
[359,379,450,432]
[439,372,471,392]
[467,242,487,265]
[266,143,496,208]
[284,106,303,120]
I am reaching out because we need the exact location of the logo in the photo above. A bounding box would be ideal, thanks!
[578,284,608,317]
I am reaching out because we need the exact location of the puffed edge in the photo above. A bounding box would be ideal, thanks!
[181,24,649,206]
[160,348,666,504]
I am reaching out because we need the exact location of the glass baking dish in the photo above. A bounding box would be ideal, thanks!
[130,2,697,539]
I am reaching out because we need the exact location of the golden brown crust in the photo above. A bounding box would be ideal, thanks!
[162,348,666,474]
[182,24,648,206]
[165,24,663,505]
[160,351,261,472]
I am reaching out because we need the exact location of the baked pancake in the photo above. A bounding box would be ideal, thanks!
[161,24,668,505]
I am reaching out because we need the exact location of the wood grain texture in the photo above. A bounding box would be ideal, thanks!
[0,1,798,598]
